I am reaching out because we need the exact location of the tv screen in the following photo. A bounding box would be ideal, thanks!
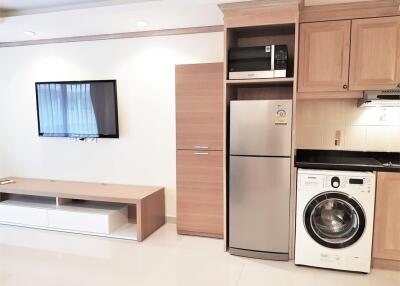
[36,80,119,138]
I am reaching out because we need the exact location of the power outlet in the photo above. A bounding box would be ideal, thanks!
[335,130,341,146]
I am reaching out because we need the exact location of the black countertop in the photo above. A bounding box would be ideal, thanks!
[295,149,400,172]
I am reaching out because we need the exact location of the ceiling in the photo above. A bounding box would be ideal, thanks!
[0,0,104,11]
[0,0,376,43]
[0,0,246,43]
[0,0,158,14]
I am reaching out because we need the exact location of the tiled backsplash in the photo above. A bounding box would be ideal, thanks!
[296,99,400,152]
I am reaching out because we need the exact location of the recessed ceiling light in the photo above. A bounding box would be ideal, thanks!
[24,31,36,36]
[136,21,148,27]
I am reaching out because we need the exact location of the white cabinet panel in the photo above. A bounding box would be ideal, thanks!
[48,203,128,234]
[0,201,49,227]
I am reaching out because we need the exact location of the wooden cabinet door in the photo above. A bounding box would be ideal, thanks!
[350,16,400,90]
[373,172,400,262]
[177,150,223,238]
[176,63,223,151]
[298,20,351,92]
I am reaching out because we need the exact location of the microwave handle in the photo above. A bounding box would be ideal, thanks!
[271,44,275,71]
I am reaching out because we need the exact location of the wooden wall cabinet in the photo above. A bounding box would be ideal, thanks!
[298,15,400,98]
[373,172,400,270]
[175,63,224,238]
[298,20,351,93]
[350,16,400,91]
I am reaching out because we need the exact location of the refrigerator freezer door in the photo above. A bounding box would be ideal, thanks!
[229,156,291,254]
[230,100,292,156]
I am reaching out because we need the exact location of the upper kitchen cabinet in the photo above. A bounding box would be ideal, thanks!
[298,20,351,93]
[175,63,224,151]
[350,16,400,91]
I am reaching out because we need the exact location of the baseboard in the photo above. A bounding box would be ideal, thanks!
[372,258,400,271]
[166,216,176,224]
[177,229,223,239]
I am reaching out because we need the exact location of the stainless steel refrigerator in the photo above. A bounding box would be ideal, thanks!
[229,100,292,261]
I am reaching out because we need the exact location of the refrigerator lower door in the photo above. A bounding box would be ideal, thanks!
[229,156,291,260]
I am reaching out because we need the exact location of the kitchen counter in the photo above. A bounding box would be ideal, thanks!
[295,149,400,172]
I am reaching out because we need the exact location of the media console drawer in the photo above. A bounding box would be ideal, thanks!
[48,202,128,234]
[0,201,49,228]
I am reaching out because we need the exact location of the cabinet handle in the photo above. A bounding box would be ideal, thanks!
[193,146,209,150]
[193,152,209,155]
[343,84,348,90]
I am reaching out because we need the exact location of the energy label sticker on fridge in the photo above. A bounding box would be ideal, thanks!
[275,108,288,125]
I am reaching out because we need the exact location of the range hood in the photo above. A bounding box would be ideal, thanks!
[358,90,400,107]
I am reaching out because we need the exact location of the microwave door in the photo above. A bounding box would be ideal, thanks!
[229,46,272,72]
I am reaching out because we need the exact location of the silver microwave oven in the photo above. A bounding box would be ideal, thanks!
[228,45,288,80]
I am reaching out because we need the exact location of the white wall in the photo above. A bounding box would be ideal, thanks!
[0,32,224,217]
[0,148,4,178]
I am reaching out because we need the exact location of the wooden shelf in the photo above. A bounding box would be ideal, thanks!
[226,77,294,86]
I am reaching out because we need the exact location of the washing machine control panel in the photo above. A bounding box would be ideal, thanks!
[299,172,373,193]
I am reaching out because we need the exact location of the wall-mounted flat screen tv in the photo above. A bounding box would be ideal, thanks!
[36,80,119,138]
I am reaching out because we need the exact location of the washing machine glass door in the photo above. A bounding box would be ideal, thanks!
[304,192,366,249]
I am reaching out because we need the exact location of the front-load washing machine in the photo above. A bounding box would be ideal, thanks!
[295,169,376,273]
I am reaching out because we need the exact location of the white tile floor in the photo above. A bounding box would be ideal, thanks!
[0,223,399,286]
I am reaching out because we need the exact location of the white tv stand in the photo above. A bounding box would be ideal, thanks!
[0,177,165,241]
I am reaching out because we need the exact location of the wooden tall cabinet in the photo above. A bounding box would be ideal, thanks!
[176,63,224,151]
[219,0,299,258]
[298,20,351,93]
[175,63,224,238]
[373,172,400,270]
[350,16,400,91]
